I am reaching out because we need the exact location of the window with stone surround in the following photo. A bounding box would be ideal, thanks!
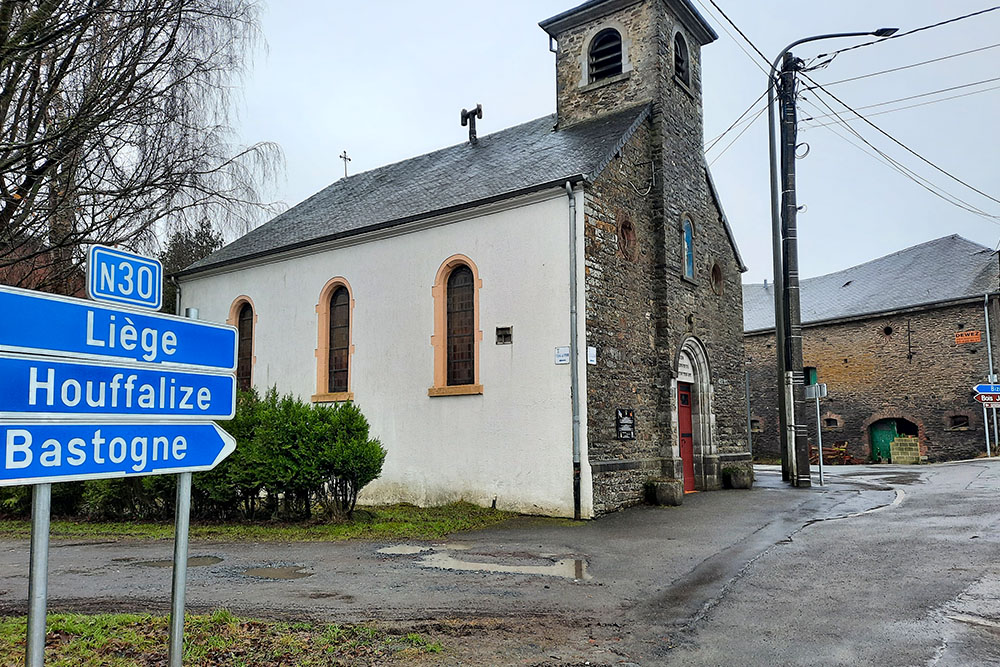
[674,32,690,86]
[682,216,695,279]
[312,277,355,403]
[429,255,483,397]
[588,28,623,83]
[227,296,256,392]
[946,414,970,430]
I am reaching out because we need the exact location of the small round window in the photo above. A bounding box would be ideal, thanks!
[711,263,723,294]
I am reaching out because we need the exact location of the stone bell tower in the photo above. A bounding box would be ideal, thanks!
[539,0,717,130]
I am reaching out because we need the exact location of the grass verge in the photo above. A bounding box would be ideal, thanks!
[0,610,443,666]
[0,502,514,542]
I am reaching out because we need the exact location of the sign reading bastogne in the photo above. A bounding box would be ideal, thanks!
[0,257,237,486]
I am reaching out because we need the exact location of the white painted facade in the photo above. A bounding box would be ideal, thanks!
[180,189,594,518]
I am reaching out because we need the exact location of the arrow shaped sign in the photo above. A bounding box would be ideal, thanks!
[0,422,235,486]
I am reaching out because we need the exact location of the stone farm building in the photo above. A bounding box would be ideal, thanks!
[176,0,750,518]
[745,235,1000,464]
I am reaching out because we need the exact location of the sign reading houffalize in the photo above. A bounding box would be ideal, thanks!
[616,408,636,440]
[0,354,235,420]
[88,244,164,310]
[0,285,236,371]
[0,423,236,486]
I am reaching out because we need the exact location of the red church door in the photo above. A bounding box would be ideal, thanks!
[678,383,696,492]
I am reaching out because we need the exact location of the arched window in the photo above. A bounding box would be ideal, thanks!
[682,217,694,279]
[328,286,350,393]
[313,277,354,402]
[589,28,623,83]
[674,32,690,85]
[236,302,253,391]
[430,255,483,396]
[447,266,475,386]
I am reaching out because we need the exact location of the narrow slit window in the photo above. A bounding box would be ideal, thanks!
[674,32,690,85]
[236,302,253,391]
[447,265,475,386]
[589,29,623,83]
[328,286,350,393]
[682,217,694,279]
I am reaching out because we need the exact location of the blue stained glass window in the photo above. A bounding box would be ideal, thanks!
[683,218,694,279]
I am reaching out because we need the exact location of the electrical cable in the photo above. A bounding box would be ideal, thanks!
[816,7,1000,60]
[705,88,768,151]
[814,42,1000,87]
[708,103,768,166]
[802,83,1000,128]
[803,74,1000,208]
[801,76,1000,121]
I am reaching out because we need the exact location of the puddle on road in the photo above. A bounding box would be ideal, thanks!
[134,556,223,568]
[241,566,312,580]
[377,545,432,555]
[418,552,591,580]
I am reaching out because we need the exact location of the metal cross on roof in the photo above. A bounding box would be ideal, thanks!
[461,104,483,145]
[339,150,351,178]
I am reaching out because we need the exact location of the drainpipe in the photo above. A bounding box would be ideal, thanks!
[985,294,996,456]
[565,181,582,520]
[171,276,182,315]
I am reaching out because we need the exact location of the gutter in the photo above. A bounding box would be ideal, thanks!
[565,181,582,521]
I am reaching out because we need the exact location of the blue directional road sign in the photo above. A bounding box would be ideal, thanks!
[0,354,235,420]
[0,285,236,371]
[0,422,235,486]
[975,384,1000,394]
[88,244,163,310]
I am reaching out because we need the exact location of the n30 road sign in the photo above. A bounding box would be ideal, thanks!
[0,285,236,371]
[88,245,163,310]
[0,354,235,420]
[974,384,1000,394]
[0,422,235,486]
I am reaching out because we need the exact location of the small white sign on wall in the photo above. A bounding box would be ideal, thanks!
[678,351,695,383]
[587,346,597,365]
[555,346,570,365]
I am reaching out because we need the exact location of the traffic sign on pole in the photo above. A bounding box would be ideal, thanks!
[974,384,1000,394]
[0,422,235,486]
[0,285,236,371]
[88,245,164,310]
[974,393,1000,405]
[0,353,235,420]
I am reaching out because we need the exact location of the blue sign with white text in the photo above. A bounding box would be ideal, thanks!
[88,244,163,310]
[0,285,236,371]
[0,354,235,420]
[0,422,236,486]
[975,384,1000,394]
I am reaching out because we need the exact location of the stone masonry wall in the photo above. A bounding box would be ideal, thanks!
[746,301,999,463]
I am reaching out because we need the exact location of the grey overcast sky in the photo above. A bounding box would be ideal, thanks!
[234,1,1000,283]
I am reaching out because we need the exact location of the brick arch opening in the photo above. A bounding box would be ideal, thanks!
[862,412,925,462]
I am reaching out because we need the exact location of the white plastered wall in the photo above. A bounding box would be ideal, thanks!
[180,191,590,517]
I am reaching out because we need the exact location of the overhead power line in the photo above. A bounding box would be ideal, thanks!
[705,88,767,152]
[802,82,1000,128]
[816,6,1000,59]
[816,42,1000,86]
[802,76,1000,121]
[708,104,768,166]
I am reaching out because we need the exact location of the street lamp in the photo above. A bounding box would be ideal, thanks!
[767,28,898,487]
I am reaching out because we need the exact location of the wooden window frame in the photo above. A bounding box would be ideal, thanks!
[227,295,257,392]
[429,254,483,397]
[312,277,355,403]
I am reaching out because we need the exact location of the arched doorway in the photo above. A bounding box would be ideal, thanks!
[869,418,918,463]
[676,338,716,491]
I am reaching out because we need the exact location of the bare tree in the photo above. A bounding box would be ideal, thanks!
[0,0,281,295]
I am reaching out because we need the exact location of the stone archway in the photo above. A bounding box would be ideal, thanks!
[673,337,720,491]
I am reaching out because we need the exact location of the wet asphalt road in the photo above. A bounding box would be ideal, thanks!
[0,461,998,665]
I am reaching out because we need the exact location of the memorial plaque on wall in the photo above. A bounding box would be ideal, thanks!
[616,408,636,440]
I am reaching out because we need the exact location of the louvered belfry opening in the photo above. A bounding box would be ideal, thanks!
[328,286,350,393]
[674,31,689,84]
[236,302,253,391]
[589,28,623,82]
[446,265,475,386]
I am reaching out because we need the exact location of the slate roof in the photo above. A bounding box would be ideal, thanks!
[179,105,651,276]
[743,235,1000,332]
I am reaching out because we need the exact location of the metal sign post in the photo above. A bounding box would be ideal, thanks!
[3,255,236,666]
[804,383,828,486]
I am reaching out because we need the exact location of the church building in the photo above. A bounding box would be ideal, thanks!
[175,0,750,518]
